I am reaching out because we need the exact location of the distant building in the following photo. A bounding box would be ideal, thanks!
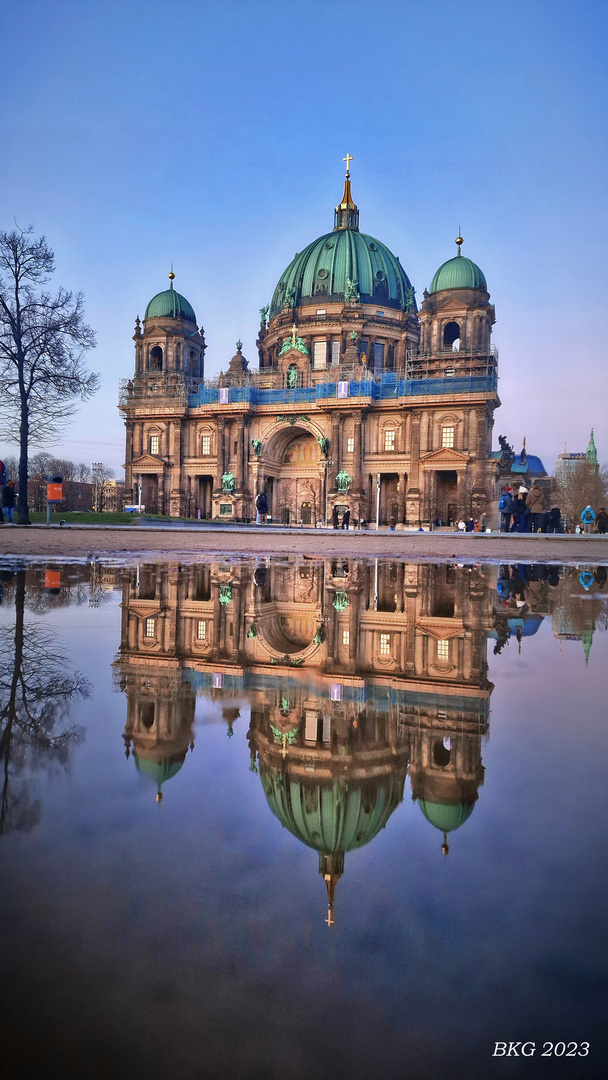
[555,430,598,481]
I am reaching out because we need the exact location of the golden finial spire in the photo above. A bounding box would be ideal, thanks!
[441,831,449,855]
[168,265,175,288]
[343,152,354,176]
[335,155,359,230]
[455,232,463,255]
[156,790,163,803]
[290,322,298,346]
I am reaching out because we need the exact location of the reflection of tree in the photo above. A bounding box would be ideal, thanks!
[0,571,89,835]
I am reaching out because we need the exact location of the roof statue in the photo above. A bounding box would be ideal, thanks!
[278,323,309,357]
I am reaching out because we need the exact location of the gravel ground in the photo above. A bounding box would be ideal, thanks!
[1,523,607,563]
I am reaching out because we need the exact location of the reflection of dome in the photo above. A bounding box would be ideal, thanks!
[145,285,197,324]
[417,798,475,833]
[429,244,486,294]
[260,762,404,852]
[134,753,186,799]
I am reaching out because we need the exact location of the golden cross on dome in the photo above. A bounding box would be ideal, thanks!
[343,153,353,174]
[290,322,298,345]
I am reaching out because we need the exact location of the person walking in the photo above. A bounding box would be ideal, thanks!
[255,491,268,525]
[498,486,514,532]
[389,515,396,531]
[580,505,595,534]
[331,504,339,529]
[341,506,350,530]
[2,480,16,523]
[526,482,546,533]
[596,507,608,534]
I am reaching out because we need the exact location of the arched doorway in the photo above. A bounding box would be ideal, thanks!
[267,429,323,526]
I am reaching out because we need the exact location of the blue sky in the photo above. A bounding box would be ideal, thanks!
[1,0,606,475]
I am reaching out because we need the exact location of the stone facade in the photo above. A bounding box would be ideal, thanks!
[120,179,500,526]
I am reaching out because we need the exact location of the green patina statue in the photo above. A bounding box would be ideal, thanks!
[259,304,269,327]
[287,366,299,388]
[405,285,416,313]
[278,322,309,357]
[333,590,349,612]
[317,436,330,457]
[335,470,351,492]
[345,277,360,303]
[251,438,262,457]
[219,585,232,605]
[222,471,235,492]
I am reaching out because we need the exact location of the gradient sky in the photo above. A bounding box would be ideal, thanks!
[1,0,606,477]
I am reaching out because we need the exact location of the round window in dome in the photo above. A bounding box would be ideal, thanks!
[324,240,334,250]
[375,270,385,281]
[317,268,328,279]
[369,242,377,251]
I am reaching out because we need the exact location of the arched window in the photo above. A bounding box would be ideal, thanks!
[443,321,460,350]
[150,345,163,371]
[189,349,196,374]
[433,739,451,767]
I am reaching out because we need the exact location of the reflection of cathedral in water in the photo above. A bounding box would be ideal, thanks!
[114,559,494,918]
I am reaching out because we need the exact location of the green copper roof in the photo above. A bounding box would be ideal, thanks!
[134,754,185,789]
[270,229,416,317]
[417,798,476,833]
[145,286,197,324]
[586,429,598,465]
[259,763,404,853]
[429,250,487,294]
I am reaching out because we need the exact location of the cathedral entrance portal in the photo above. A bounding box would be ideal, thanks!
[141,474,159,515]
[434,470,458,526]
[265,429,323,526]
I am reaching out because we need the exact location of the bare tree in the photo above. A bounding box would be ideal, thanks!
[0,570,88,836]
[0,227,98,523]
[92,462,115,511]
[555,462,608,528]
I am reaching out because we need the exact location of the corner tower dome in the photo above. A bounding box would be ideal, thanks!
[269,164,416,317]
[429,235,487,294]
[145,270,197,323]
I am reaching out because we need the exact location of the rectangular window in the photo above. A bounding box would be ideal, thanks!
[201,435,211,455]
[379,633,391,656]
[347,436,354,453]
[331,341,340,366]
[196,620,206,641]
[322,715,331,744]
[437,639,450,662]
[145,617,155,639]
[373,342,385,370]
[384,429,396,451]
[342,629,350,646]
[442,426,455,448]
[316,309,326,317]
[376,311,384,318]
[445,368,455,377]
[313,341,327,370]
[150,435,160,455]
[305,710,319,743]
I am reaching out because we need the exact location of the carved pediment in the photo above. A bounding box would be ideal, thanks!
[420,447,469,468]
[128,601,164,620]
[416,617,465,639]
[130,453,165,467]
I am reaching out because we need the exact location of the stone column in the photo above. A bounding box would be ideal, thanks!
[215,420,225,491]
[399,471,407,525]
[352,411,364,491]
[331,414,341,484]
[406,411,421,523]
[236,418,245,490]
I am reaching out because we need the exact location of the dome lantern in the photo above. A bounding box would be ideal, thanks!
[144,270,197,324]
[334,153,359,231]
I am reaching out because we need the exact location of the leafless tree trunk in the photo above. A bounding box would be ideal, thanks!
[0,227,97,523]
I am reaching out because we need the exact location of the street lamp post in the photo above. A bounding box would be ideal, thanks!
[92,462,102,513]
[324,459,334,527]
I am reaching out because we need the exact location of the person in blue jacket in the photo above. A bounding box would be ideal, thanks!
[580,506,595,534]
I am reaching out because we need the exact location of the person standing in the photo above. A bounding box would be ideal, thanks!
[580,505,595,534]
[341,506,350,530]
[498,486,514,532]
[331,504,339,529]
[255,491,268,525]
[389,515,396,531]
[596,507,608,534]
[2,480,16,523]
[526,483,546,533]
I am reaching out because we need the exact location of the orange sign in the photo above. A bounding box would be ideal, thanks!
[45,570,61,590]
[46,483,63,501]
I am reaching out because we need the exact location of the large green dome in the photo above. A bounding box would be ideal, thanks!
[429,249,486,294]
[270,230,415,318]
[145,285,197,324]
[259,763,404,853]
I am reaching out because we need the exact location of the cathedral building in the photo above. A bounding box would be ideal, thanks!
[120,165,500,526]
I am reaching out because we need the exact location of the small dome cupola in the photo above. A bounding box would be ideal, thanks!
[145,269,197,324]
[429,235,487,294]
[334,153,359,231]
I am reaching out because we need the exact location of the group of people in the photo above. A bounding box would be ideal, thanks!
[331,505,350,530]
[499,483,608,535]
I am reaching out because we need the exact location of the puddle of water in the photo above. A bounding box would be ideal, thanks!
[0,557,606,1079]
